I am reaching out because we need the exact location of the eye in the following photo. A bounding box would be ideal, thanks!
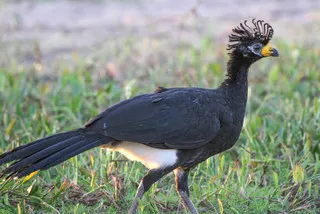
[252,44,262,52]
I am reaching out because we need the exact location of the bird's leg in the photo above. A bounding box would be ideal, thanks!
[174,168,199,214]
[128,168,171,214]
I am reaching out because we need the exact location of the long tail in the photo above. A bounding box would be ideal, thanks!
[0,128,111,178]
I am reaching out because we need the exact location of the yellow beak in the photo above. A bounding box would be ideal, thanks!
[261,44,279,57]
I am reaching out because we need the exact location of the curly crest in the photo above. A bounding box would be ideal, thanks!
[227,19,274,51]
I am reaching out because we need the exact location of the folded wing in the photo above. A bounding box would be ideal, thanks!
[86,88,225,149]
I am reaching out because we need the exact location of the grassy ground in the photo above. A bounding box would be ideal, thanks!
[0,37,319,214]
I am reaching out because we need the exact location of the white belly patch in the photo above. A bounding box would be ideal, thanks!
[109,142,177,169]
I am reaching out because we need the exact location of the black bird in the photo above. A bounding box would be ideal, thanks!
[0,19,279,214]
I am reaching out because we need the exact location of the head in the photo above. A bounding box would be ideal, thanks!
[228,19,279,63]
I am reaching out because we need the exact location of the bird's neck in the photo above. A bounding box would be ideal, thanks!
[221,55,251,89]
[220,55,251,123]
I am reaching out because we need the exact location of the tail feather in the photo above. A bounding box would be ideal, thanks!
[0,129,82,164]
[42,138,106,170]
[0,129,111,178]
[17,137,106,178]
[1,135,84,175]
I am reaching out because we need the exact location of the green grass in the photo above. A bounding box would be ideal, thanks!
[0,38,319,214]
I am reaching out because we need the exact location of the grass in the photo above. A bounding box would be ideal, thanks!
[0,36,319,214]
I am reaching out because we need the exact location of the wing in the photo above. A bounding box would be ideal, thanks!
[86,88,229,150]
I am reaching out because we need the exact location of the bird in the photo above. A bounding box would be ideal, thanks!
[0,19,279,214]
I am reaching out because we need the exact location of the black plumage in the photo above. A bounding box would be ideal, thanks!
[0,19,279,214]
[87,88,224,149]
